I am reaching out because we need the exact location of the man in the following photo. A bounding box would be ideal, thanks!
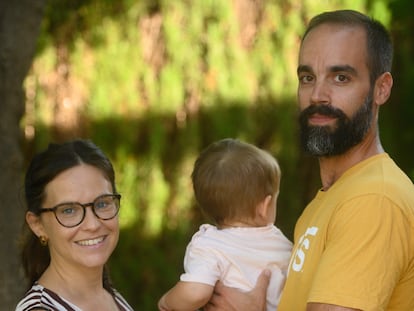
[204,9,414,311]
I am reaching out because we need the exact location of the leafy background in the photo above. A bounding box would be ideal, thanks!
[22,0,414,309]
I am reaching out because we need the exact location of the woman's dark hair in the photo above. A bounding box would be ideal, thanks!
[21,139,117,292]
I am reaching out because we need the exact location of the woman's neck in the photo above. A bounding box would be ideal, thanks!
[38,263,118,310]
[39,261,104,297]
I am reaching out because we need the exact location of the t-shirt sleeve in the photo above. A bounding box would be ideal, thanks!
[180,231,221,286]
[308,195,410,310]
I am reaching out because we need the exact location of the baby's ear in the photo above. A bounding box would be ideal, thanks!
[256,195,272,220]
[26,211,47,238]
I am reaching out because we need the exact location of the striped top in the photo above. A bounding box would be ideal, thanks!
[15,283,134,311]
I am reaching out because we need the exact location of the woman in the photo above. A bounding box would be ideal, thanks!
[16,139,133,311]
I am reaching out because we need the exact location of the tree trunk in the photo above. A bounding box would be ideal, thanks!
[0,0,46,308]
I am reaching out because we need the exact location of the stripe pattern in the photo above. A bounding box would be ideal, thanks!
[16,283,134,311]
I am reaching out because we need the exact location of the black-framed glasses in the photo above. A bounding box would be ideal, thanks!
[39,194,121,228]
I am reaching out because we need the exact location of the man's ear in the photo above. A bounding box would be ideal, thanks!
[374,72,393,107]
[26,211,47,238]
[256,195,272,220]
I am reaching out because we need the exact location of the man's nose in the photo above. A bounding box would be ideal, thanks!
[310,79,330,105]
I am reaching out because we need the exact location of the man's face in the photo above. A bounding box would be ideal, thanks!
[297,24,374,156]
[299,91,373,156]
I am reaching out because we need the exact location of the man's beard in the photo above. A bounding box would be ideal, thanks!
[299,94,373,157]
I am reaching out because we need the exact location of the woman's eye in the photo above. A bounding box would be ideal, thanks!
[95,200,109,209]
[60,205,78,215]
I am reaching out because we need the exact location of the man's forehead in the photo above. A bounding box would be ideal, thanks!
[299,24,368,66]
[301,23,366,46]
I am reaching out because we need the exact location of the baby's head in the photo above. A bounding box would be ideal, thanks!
[192,138,281,227]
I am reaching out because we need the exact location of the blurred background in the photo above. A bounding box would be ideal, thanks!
[2,0,413,309]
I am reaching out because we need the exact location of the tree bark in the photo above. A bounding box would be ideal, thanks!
[0,0,46,308]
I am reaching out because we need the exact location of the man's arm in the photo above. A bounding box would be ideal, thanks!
[203,269,270,311]
[307,303,361,311]
[158,281,213,311]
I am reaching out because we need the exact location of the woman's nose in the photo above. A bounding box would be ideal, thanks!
[81,206,101,229]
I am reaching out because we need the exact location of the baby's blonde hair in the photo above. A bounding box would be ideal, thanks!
[192,138,280,225]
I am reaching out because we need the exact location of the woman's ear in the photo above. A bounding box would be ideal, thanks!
[26,211,47,238]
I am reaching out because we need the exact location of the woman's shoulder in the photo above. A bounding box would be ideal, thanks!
[15,283,79,311]
[112,289,134,311]
[16,283,46,311]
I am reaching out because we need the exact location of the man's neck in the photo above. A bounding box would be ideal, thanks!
[318,137,384,191]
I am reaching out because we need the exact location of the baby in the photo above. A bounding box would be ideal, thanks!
[158,138,292,311]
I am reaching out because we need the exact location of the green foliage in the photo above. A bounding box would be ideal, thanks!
[23,0,414,309]
[380,0,414,180]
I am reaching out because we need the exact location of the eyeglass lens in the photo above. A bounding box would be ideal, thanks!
[55,194,120,227]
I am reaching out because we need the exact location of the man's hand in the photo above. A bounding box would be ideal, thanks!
[203,269,271,311]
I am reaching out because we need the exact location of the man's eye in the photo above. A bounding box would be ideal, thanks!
[299,75,313,83]
[335,74,348,82]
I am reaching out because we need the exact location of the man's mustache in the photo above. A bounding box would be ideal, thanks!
[300,104,346,121]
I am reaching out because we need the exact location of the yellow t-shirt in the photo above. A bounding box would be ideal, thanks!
[278,154,414,311]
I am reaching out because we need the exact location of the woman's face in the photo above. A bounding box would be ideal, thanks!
[31,164,119,272]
